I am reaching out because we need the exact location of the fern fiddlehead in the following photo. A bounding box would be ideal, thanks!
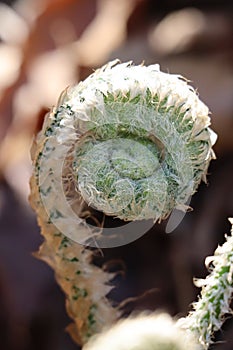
[29,60,217,345]
[83,313,201,350]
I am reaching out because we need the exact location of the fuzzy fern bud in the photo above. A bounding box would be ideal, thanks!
[83,313,201,350]
[29,60,218,344]
[34,60,217,244]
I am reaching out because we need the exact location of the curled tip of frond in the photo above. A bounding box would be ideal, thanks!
[34,60,217,227]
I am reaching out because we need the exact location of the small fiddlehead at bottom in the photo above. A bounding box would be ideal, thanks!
[83,313,201,350]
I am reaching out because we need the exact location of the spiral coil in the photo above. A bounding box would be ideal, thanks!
[30,60,217,344]
[35,60,216,231]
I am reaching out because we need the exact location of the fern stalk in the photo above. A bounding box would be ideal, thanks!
[177,218,233,349]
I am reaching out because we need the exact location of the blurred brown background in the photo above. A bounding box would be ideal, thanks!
[0,0,233,349]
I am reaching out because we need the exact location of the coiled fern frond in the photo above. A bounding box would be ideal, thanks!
[29,60,217,345]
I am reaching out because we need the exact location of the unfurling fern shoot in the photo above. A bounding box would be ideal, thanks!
[29,60,217,345]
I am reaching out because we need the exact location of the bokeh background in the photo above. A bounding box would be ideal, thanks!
[0,0,233,349]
